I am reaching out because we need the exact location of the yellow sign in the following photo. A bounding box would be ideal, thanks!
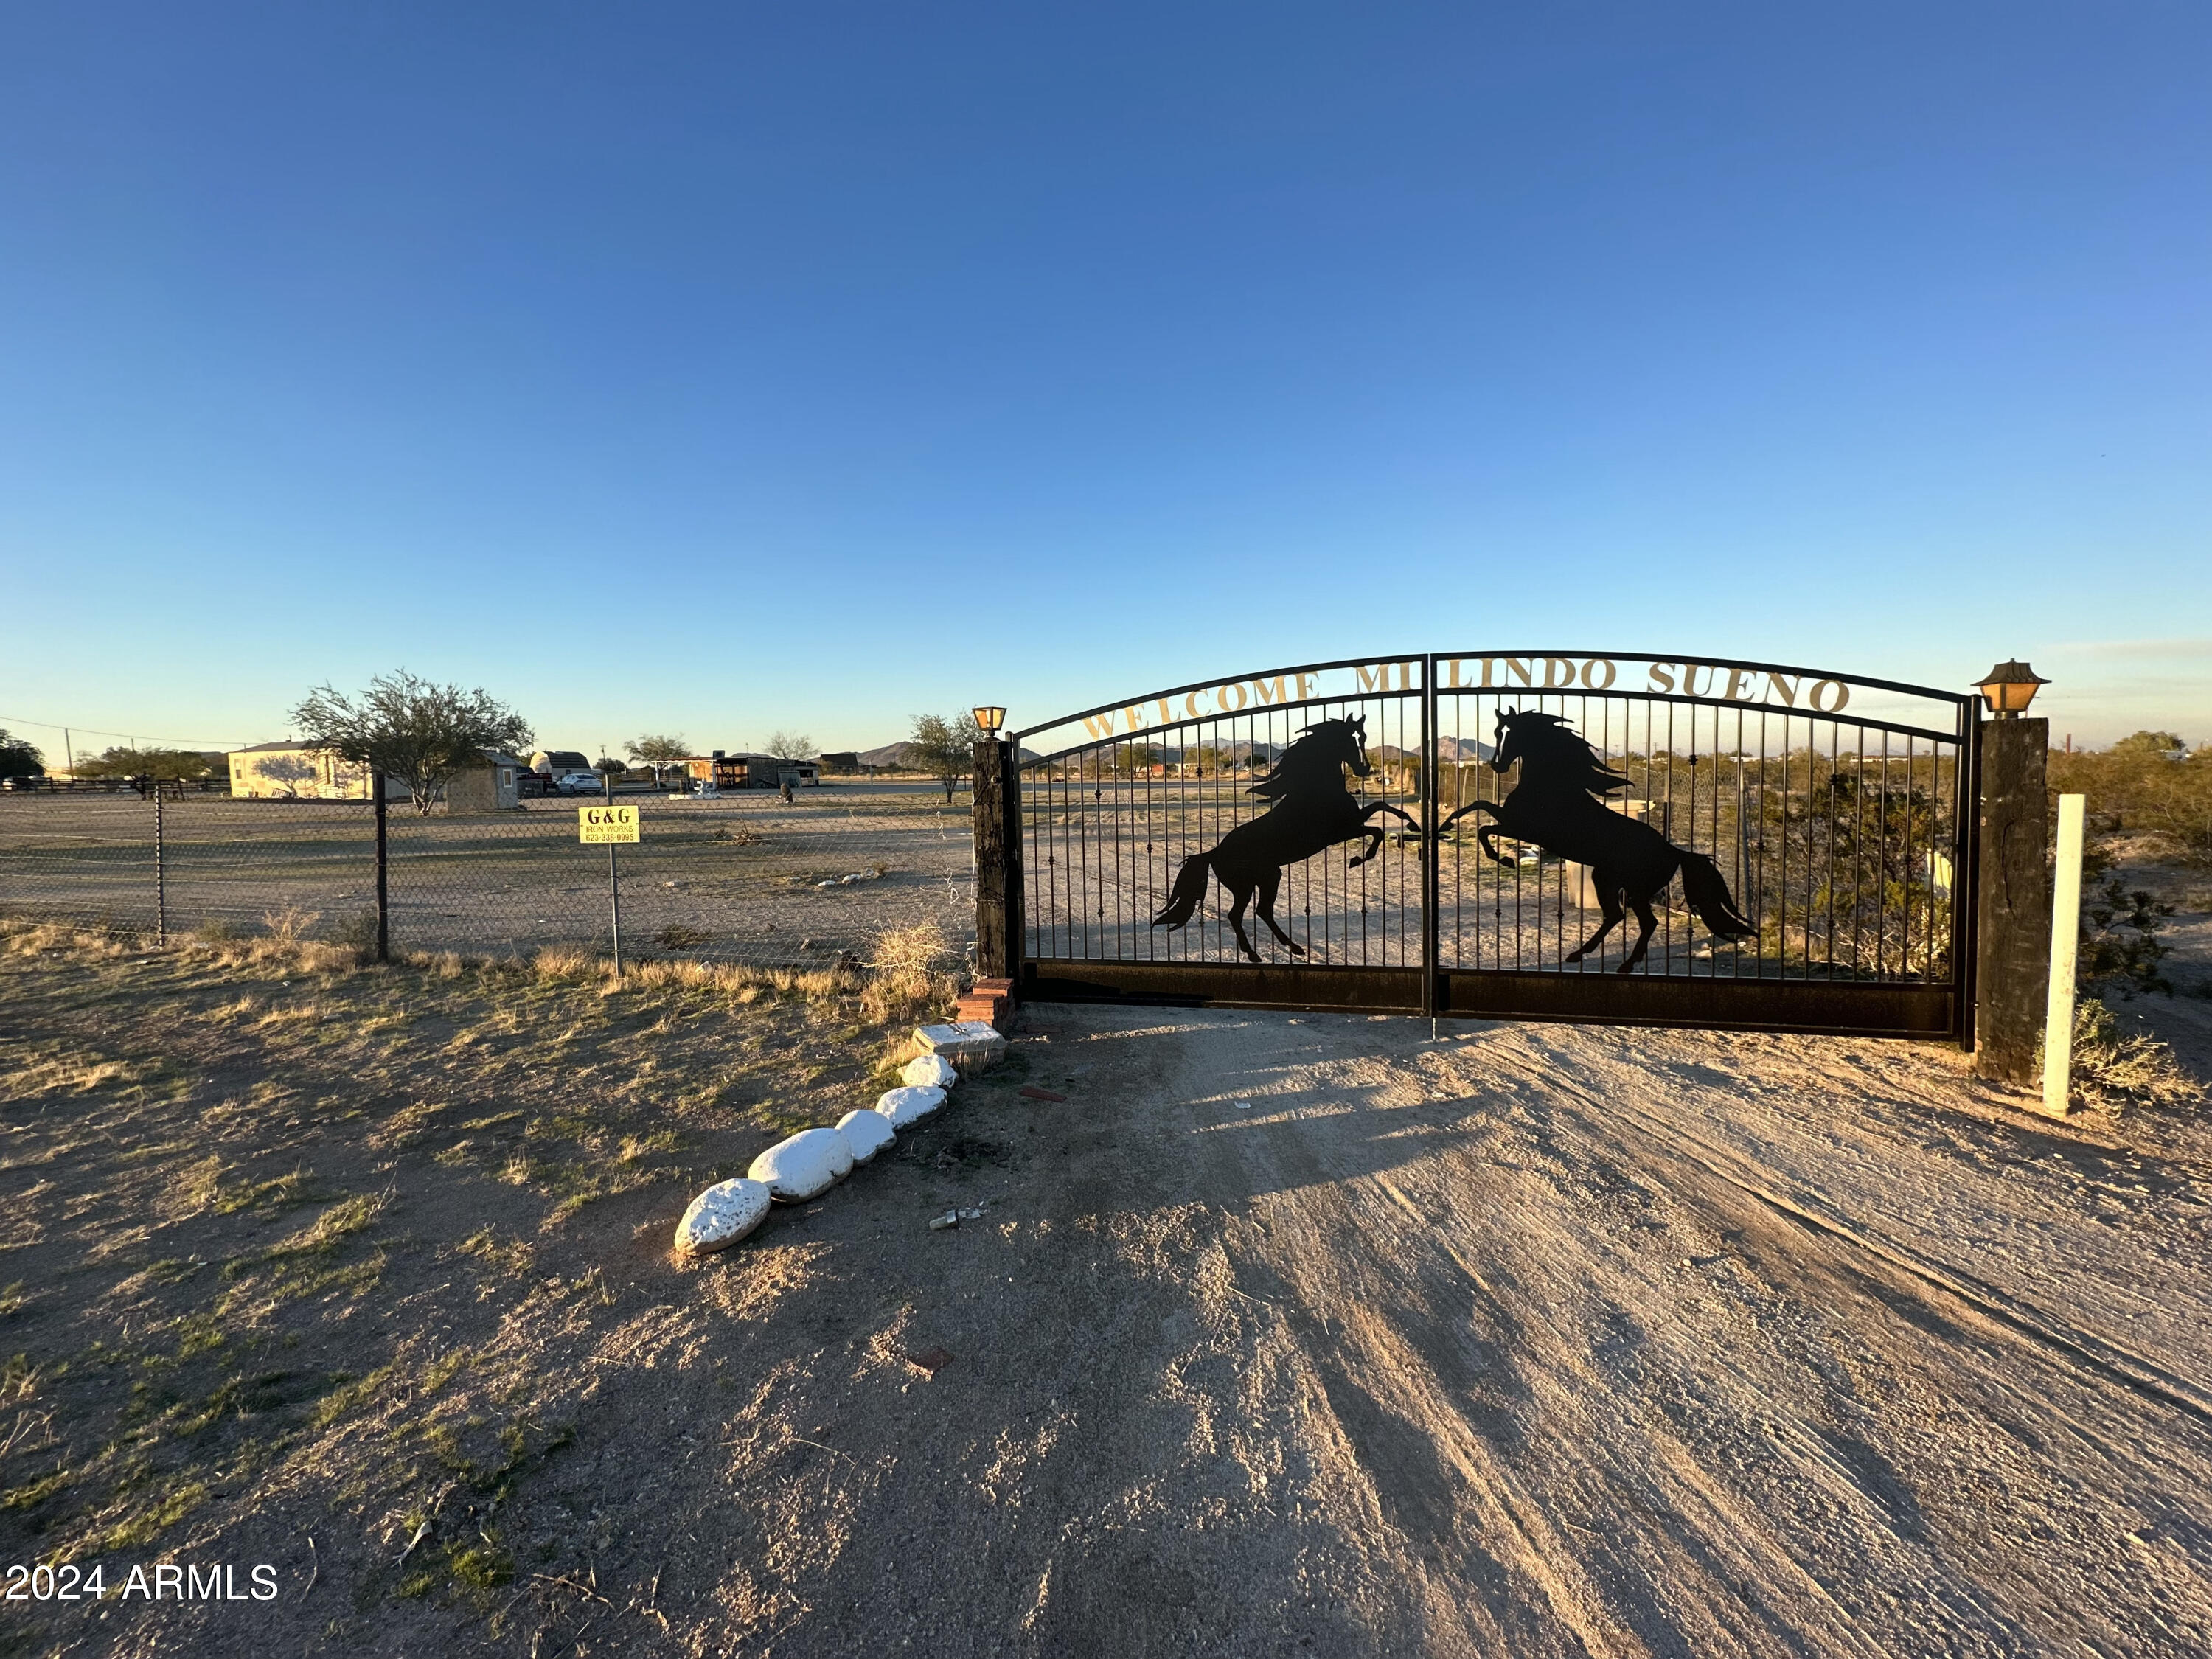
[578,804,640,844]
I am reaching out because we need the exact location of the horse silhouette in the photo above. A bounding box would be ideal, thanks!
[1152,715,1419,964]
[1442,708,1756,973]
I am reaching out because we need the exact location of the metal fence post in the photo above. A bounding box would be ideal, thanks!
[372,771,389,963]
[153,785,167,947]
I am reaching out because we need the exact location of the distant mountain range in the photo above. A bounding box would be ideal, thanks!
[1371,737,1498,764]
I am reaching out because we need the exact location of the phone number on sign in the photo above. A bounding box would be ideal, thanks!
[6,1563,278,1602]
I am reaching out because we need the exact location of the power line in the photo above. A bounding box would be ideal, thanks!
[0,713,254,749]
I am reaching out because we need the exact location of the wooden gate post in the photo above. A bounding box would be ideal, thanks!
[1972,715,2050,1085]
[973,737,1018,987]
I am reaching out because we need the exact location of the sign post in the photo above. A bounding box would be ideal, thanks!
[578,803,641,974]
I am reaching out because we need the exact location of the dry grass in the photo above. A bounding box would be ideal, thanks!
[0,913,958,1621]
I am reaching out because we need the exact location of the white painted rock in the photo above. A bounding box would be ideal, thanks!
[874,1085,946,1128]
[673,1178,771,1255]
[836,1109,897,1164]
[901,1053,959,1090]
[915,1021,1008,1075]
[748,1127,855,1202]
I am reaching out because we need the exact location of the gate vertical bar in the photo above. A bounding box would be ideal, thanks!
[1422,654,1439,1018]
[1952,706,1980,1048]
[153,785,166,947]
[372,771,389,964]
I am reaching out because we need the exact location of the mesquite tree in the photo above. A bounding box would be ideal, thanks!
[624,734,690,785]
[291,671,532,814]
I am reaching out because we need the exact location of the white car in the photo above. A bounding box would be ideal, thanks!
[554,772,605,795]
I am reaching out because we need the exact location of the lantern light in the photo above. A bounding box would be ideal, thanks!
[973,706,1007,734]
[1972,661,2048,720]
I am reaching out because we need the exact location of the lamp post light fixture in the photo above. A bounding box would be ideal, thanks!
[973,706,1007,736]
[1973,661,2049,720]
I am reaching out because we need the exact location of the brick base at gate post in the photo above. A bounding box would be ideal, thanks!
[1973,716,2050,1086]
[957,978,1013,1032]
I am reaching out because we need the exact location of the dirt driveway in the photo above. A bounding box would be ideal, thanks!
[6,933,2212,1656]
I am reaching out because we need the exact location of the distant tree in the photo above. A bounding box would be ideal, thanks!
[908,713,974,802]
[2112,731,2188,757]
[73,745,214,782]
[624,733,689,785]
[0,729,44,779]
[291,670,532,815]
[594,755,627,779]
[764,730,815,761]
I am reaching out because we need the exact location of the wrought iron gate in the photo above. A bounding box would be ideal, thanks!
[984,653,1978,1040]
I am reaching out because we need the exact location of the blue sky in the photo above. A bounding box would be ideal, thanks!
[2,1,2206,758]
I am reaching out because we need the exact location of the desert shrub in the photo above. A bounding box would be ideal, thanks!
[2077,844,2174,1000]
[262,906,321,947]
[2048,998,2205,1113]
[2049,734,2212,863]
[655,925,712,951]
[861,919,956,1025]
[331,909,381,956]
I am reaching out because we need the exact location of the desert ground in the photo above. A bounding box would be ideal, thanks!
[2,871,2210,1658]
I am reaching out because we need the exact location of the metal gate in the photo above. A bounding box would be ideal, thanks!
[985,653,1978,1040]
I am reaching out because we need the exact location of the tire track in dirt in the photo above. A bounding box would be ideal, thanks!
[1111,1007,2212,1658]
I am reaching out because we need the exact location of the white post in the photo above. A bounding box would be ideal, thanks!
[2043,793,2086,1115]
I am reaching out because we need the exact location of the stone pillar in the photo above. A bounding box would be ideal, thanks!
[1972,717,2050,1085]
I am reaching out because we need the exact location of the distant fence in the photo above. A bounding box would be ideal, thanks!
[0,793,976,970]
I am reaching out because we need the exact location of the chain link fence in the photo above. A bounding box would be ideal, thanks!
[0,790,976,970]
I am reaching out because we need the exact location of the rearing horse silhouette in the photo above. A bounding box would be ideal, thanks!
[1442,709,1756,973]
[1152,715,1418,964]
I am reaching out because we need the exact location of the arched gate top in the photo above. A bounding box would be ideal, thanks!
[1013,650,1974,763]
